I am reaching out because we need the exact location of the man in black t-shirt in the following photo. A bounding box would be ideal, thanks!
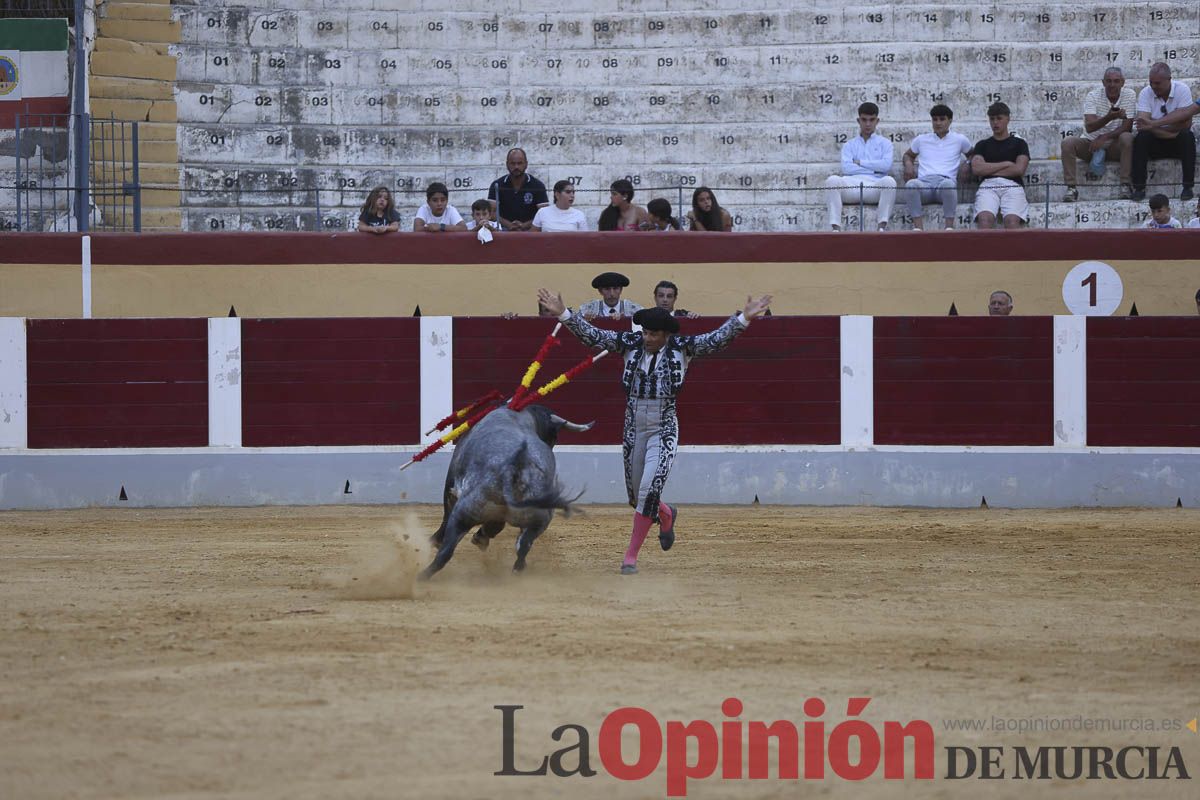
[970,102,1031,229]
[487,148,549,231]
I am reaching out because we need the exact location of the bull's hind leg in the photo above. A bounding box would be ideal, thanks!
[471,520,504,551]
[512,513,551,573]
[420,511,472,580]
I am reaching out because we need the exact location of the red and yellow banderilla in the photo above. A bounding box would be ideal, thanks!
[400,345,608,471]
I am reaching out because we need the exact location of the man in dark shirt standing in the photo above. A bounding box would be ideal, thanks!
[488,148,549,231]
[970,102,1031,230]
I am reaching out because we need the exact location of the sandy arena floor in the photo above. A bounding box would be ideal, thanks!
[0,504,1197,799]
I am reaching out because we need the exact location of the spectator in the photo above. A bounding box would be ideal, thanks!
[1195,289,1200,315]
[578,272,643,319]
[356,185,401,234]
[466,198,501,232]
[532,180,587,231]
[1137,93,1200,131]
[687,187,733,231]
[971,102,1030,230]
[644,199,681,230]
[1188,200,1200,228]
[654,280,699,318]
[902,104,972,230]
[488,148,549,230]
[598,179,650,231]
[988,291,1013,316]
[1132,63,1196,202]
[1060,67,1137,202]
[413,182,466,233]
[824,102,897,231]
[1142,194,1182,229]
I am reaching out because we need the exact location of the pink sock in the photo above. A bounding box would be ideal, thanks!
[623,512,654,566]
[658,501,673,530]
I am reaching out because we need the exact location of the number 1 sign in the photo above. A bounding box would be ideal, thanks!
[1062,261,1123,315]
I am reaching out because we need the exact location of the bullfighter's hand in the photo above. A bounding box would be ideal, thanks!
[537,288,566,316]
[743,295,772,319]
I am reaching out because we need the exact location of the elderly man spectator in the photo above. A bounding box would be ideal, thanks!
[487,148,549,230]
[971,102,1030,230]
[989,291,1013,316]
[902,104,972,230]
[1131,63,1195,202]
[824,102,897,231]
[1060,68,1137,202]
[653,280,699,318]
[578,272,643,320]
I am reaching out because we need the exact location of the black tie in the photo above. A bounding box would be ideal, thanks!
[647,352,658,374]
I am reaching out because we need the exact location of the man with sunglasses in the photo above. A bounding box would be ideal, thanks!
[1131,63,1195,202]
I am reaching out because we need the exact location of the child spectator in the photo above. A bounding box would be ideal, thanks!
[1142,194,1182,229]
[413,182,466,233]
[598,179,649,231]
[532,180,588,231]
[644,199,681,230]
[465,198,500,232]
[356,186,401,234]
[687,187,733,231]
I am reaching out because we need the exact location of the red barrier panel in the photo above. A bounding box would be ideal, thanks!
[26,319,208,448]
[241,318,420,446]
[874,317,1053,445]
[1088,317,1200,446]
[453,315,840,445]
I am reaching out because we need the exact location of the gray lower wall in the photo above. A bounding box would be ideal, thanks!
[0,449,1196,510]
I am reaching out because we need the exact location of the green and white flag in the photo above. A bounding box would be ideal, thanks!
[0,18,70,127]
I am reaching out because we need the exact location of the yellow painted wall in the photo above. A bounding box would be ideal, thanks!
[4,259,1198,318]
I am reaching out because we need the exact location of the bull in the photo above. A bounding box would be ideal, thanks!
[420,404,592,579]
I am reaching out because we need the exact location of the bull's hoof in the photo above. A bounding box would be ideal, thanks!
[512,558,526,573]
[417,565,437,581]
[471,532,490,551]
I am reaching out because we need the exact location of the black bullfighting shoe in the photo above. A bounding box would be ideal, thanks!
[620,564,638,575]
[659,504,678,551]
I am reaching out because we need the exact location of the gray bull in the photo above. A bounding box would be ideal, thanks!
[421,404,591,579]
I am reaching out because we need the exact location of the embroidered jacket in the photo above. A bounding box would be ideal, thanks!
[561,309,748,400]
[577,298,644,320]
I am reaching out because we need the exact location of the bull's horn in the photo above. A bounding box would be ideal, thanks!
[550,414,595,433]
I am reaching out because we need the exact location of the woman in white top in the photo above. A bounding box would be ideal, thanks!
[413,182,466,232]
[532,180,588,231]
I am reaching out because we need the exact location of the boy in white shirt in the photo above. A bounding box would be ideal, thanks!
[1143,194,1182,229]
[824,102,897,231]
[902,104,973,230]
[413,182,466,232]
[465,198,500,232]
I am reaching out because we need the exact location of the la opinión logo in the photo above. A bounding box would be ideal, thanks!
[495,697,935,797]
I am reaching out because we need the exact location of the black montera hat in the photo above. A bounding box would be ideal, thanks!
[632,307,681,333]
[591,271,630,289]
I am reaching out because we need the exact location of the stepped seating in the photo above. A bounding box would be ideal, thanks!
[168,1,1200,230]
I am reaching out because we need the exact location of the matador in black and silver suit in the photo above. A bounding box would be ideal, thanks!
[539,289,772,574]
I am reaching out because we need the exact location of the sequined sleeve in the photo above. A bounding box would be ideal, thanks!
[679,313,747,358]
[562,310,643,353]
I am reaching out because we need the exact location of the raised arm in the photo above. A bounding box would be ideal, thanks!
[680,295,771,357]
[537,288,639,352]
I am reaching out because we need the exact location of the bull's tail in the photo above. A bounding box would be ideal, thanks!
[503,441,585,517]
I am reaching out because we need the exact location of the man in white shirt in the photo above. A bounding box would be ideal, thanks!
[1060,67,1137,202]
[901,104,972,230]
[824,102,897,231]
[1131,62,1195,202]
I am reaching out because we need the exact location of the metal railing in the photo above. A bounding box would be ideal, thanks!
[166,179,1184,232]
[3,113,141,232]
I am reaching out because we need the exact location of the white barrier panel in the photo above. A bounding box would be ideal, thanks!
[0,318,27,449]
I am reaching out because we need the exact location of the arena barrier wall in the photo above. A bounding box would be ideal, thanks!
[1,313,1199,510]
[1,230,1199,318]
